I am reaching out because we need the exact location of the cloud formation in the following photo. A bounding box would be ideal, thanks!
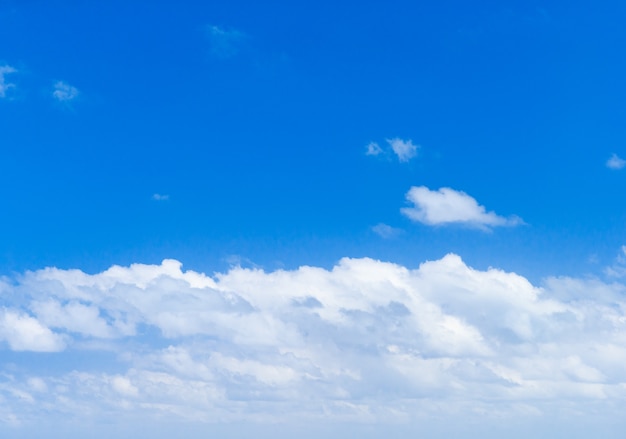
[152,193,170,201]
[0,65,17,98]
[606,153,626,170]
[0,254,625,430]
[401,186,523,229]
[52,81,79,102]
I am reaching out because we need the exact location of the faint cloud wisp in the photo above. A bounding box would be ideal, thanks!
[0,65,17,98]
[606,153,626,170]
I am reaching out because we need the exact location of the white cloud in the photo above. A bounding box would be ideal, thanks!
[206,25,247,58]
[152,193,169,201]
[0,65,17,98]
[1,254,626,432]
[0,310,65,352]
[606,153,626,170]
[371,223,401,238]
[401,186,523,229]
[387,138,418,162]
[52,81,79,102]
[365,142,383,156]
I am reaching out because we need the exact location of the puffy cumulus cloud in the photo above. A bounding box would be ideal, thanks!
[401,186,523,230]
[0,310,65,352]
[2,256,626,428]
[52,81,79,102]
[606,153,626,170]
[0,65,17,98]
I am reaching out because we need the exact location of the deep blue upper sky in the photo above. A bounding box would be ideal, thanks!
[2,0,626,279]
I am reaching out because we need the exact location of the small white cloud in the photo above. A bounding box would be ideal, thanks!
[606,153,626,170]
[152,194,169,201]
[401,186,523,230]
[206,25,247,58]
[365,142,383,156]
[387,138,419,162]
[371,223,402,238]
[0,65,17,98]
[52,81,79,102]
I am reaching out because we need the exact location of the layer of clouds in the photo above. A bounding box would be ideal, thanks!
[365,138,419,162]
[606,153,626,170]
[0,65,17,98]
[152,193,170,201]
[52,81,79,102]
[401,186,523,230]
[0,255,626,429]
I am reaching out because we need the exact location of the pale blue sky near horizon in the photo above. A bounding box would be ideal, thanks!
[3,1,626,437]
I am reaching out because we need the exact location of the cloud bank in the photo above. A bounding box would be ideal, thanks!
[401,186,523,229]
[0,255,625,430]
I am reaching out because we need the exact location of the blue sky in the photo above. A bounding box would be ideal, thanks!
[3,0,626,437]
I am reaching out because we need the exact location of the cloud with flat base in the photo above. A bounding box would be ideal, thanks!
[401,186,523,230]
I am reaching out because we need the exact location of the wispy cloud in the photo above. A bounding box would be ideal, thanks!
[52,81,79,102]
[206,25,247,58]
[387,138,418,162]
[0,255,625,427]
[606,153,626,170]
[365,138,420,162]
[365,141,383,156]
[0,65,17,98]
[152,193,170,201]
[401,186,523,230]
[371,223,402,238]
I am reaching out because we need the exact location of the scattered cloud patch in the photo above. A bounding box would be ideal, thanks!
[206,25,247,58]
[0,255,625,426]
[365,138,420,162]
[606,153,626,170]
[371,223,402,238]
[365,141,383,156]
[401,186,523,230]
[152,194,169,201]
[52,81,79,102]
[0,65,17,98]
[387,138,418,162]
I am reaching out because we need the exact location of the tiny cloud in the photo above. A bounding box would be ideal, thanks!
[152,194,169,201]
[365,138,420,162]
[206,25,247,58]
[387,138,419,162]
[0,65,17,98]
[371,223,402,238]
[52,81,79,102]
[401,186,523,230]
[365,141,383,156]
[606,153,626,170]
